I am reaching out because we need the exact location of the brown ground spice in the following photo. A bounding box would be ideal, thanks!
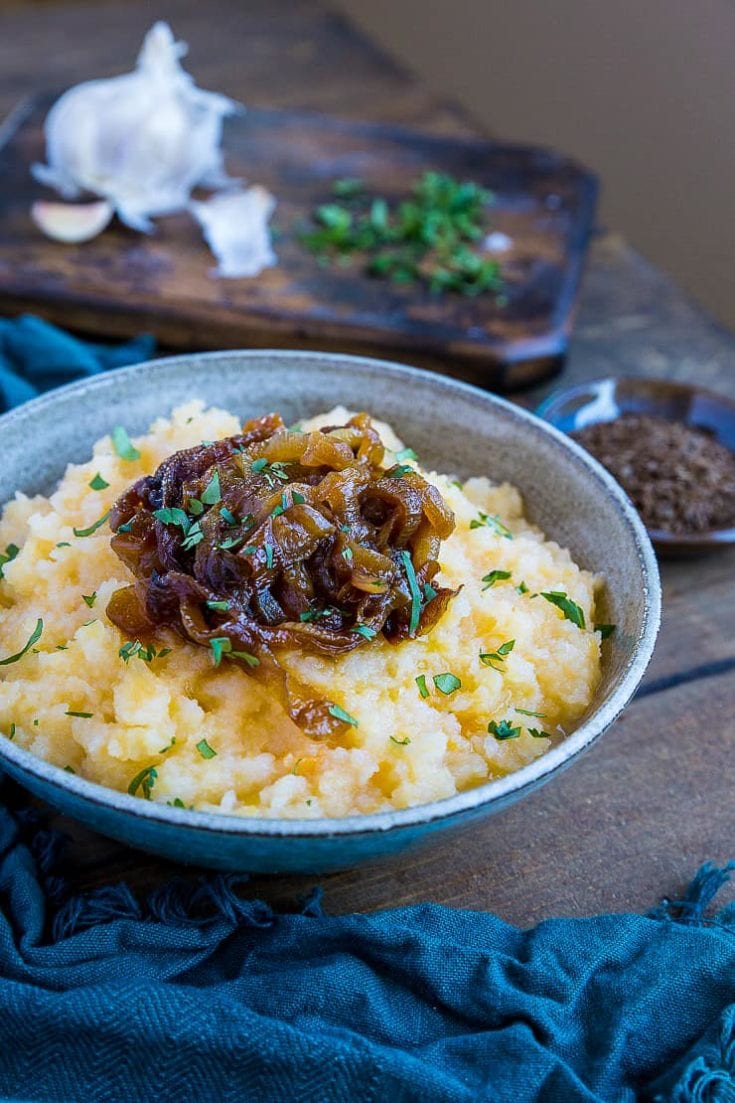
[572,414,735,534]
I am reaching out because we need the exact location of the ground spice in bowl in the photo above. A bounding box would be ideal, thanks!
[572,414,735,535]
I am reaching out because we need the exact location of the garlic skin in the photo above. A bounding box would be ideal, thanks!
[190,187,277,279]
[32,22,240,232]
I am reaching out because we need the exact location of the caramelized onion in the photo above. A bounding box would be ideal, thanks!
[107,412,457,737]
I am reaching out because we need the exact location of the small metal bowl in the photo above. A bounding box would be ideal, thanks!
[537,377,735,554]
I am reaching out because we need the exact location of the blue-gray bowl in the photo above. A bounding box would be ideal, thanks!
[0,351,660,872]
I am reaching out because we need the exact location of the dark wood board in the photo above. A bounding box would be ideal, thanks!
[0,94,597,390]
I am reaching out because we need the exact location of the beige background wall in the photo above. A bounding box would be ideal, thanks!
[335,0,735,332]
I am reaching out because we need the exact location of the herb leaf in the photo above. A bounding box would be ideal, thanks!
[595,623,616,640]
[479,639,515,669]
[128,765,157,799]
[541,591,586,629]
[481,569,512,589]
[82,592,97,608]
[328,703,359,727]
[395,447,418,463]
[210,637,232,667]
[0,618,43,666]
[515,707,545,718]
[89,472,110,491]
[66,710,93,719]
[470,512,513,539]
[73,511,110,538]
[488,719,521,741]
[111,425,141,462]
[0,543,20,580]
[353,624,377,640]
[390,735,411,746]
[528,728,553,739]
[201,470,221,505]
[206,600,230,612]
[415,674,429,699]
[433,672,461,695]
[196,738,217,759]
[400,550,422,636]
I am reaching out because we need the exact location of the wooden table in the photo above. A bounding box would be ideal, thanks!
[1,0,733,926]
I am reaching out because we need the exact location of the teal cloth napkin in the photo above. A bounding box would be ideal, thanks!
[0,316,734,1102]
[0,314,155,411]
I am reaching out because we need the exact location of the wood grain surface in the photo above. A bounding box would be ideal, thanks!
[0,0,733,926]
[0,98,596,387]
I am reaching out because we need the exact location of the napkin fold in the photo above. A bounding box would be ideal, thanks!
[0,314,155,411]
[0,792,733,1103]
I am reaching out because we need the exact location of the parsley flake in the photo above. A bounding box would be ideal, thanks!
[111,425,141,462]
[528,728,553,739]
[0,543,20,580]
[265,543,274,570]
[470,512,513,539]
[188,498,205,516]
[415,674,430,699]
[479,639,515,669]
[395,447,418,463]
[82,592,97,609]
[206,600,230,612]
[390,735,411,746]
[401,550,422,636]
[541,591,586,629]
[353,624,377,640]
[8,723,16,740]
[196,738,217,759]
[180,521,204,551]
[482,569,512,589]
[201,470,221,505]
[152,507,190,531]
[229,649,260,668]
[0,618,43,666]
[128,765,157,798]
[66,710,93,719]
[89,472,109,491]
[515,707,546,718]
[328,703,359,727]
[595,623,616,639]
[488,719,521,741]
[210,637,232,667]
[73,511,110,538]
[433,672,461,695]
[219,506,237,525]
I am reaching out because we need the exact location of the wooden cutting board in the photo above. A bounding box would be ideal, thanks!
[0,95,597,390]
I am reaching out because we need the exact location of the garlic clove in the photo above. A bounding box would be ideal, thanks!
[189,186,277,279]
[31,199,114,243]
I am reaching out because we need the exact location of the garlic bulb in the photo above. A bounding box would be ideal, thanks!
[32,22,240,232]
[190,187,277,278]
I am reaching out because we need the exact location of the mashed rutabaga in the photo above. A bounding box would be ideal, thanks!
[0,403,602,818]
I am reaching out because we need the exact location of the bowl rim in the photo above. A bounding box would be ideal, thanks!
[0,349,661,838]
[536,375,735,547]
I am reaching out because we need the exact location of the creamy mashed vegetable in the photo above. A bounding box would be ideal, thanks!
[0,403,602,818]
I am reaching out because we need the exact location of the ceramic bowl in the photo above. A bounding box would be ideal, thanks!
[537,376,735,553]
[0,351,660,873]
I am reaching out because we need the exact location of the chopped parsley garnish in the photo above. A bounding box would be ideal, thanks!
[328,703,359,727]
[488,719,521,741]
[89,472,109,491]
[515,707,545,718]
[0,543,20,580]
[56,541,72,548]
[541,591,586,629]
[117,521,134,534]
[196,738,217,759]
[73,510,110,538]
[528,728,553,739]
[300,608,332,622]
[353,624,377,640]
[180,521,204,551]
[423,582,438,603]
[111,425,141,462]
[595,623,616,640]
[188,498,204,516]
[82,592,97,608]
[8,723,16,740]
[395,447,418,463]
[206,600,230,612]
[387,464,413,479]
[159,737,177,754]
[292,491,306,505]
[302,171,501,297]
[119,640,170,663]
[119,640,142,662]
[271,491,290,518]
[265,543,274,570]
[217,535,248,551]
[415,674,429,699]
[229,649,260,668]
[209,637,232,667]
[251,458,289,487]
[66,710,93,719]
[128,765,157,798]
[153,507,191,530]
[433,672,461,695]
[219,506,237,525]
[251,458,268,473]
[64,765,76,774]
[517,581,530,595]
[0,618,43,666]
[56,644,68,651]
[342,546,354,562]
[479,639,515,670]
[481,569,512,589]
[168,797,187,808]
[292,758,303,775]
[201,470,221,505]
[470,512,513,539]
[400,550,422,636]
[390,735,411,746]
